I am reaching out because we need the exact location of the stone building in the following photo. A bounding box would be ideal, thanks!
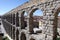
[1,0,60,40]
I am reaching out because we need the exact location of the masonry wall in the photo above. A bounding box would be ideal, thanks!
[2,0,60,40]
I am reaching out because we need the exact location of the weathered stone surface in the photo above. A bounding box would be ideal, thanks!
[2,0,60,40]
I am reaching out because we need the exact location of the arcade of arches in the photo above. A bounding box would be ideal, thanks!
[1,0,60,40]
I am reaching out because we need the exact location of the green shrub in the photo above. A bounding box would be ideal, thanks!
[3,36,9,40]
[56,38,60,40]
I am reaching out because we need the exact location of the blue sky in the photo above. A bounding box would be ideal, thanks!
[0,0,43,16]
[0,0,29,15]
[24,10,43,16]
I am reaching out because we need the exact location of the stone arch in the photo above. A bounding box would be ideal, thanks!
[21,11,28,29]
[20,32,26,40]
[16,12,19,27]
[28,8,43,34]
[53,7,60,40]
[16,29,19,40]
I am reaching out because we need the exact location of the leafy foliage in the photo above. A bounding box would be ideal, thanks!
[56,38,60,40]
[3,36,9,40]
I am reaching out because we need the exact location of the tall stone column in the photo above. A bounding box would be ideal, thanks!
[42,10,54,40]
[18,11,24,28]
[27,14,34,34]
[14,13,17,40]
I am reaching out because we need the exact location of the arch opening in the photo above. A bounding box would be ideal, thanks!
[16,12,19,27]
[13,27,15,40]
[12,14,15,25]
[20,32,26,40]
[29,8,43,34]
[21,11,27,29]
[16,29,19,40]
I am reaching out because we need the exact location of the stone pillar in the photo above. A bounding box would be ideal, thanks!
[18,11,25,29]
[19,13,21,28]
[14,13,17,40]
[27,15,34,34]
[42,11,54,40]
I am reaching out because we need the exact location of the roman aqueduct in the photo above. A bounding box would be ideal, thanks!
[1,0,60,40]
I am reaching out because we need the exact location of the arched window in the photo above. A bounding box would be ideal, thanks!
[24,12,27,16]
[29,8,43,34]
[33,9,43,28]
[21,11,27,29]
